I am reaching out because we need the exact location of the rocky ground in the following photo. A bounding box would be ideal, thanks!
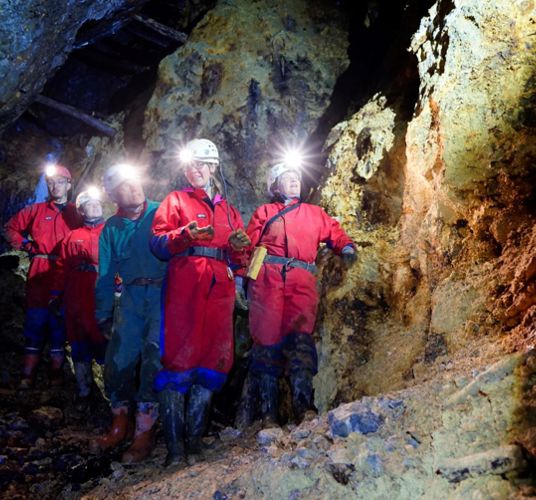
[1,310,534,499]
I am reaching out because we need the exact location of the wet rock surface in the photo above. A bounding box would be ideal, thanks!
[313,0,536,410]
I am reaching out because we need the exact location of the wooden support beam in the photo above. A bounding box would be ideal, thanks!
[124,25,169,48]
[132,14,187,44]
[73,16,132,50]
[34,95,117,137]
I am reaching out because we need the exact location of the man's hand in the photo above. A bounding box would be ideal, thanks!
[341,246,357,267]
[184,221,215,241]
[48,296,62,318]
[228,229,251,251]
[98,318,114,340]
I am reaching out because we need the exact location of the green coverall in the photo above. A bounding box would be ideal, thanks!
[96,200,167,407]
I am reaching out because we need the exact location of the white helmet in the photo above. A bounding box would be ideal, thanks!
[182,139,219,165]
[76,186,102,211]
[102,163,140,195]
[266,163,301,196]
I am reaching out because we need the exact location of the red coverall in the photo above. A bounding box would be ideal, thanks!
[55,223,106,363]
[5,201,81,354]
[246,199,353,376]
[150,188,246,394]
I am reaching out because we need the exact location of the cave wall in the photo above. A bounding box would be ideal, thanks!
[314,0,536,410]
[142,0,349,217]
[0,0,533,416]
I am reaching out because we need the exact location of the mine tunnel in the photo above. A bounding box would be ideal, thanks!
[0,0,535,497]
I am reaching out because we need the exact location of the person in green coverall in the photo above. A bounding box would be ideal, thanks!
[91,163,167,464]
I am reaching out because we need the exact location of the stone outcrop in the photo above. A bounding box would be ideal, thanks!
[142,0,349,216]
[85,352,536,499]
[0,0,145,129]
[313,0,536,410]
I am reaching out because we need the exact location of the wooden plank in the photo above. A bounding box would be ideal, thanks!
[132,14,187,44]
[34,95,117,137]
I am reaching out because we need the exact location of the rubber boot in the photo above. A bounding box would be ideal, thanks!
[90,405,129,453]
[185,384,212,459]
[48,351,65,387]
[19,353,40,390]
[73,361,93,412]
[289,370,317,423]
[121,402,158,464]
[160,390,186,466]
[235,371,259,430]
[259,373,279,428]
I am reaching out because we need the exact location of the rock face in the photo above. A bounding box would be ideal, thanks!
[143,0,349,216]
[230,353,535,498]
[0,0,143,129]
[314,0,536,410]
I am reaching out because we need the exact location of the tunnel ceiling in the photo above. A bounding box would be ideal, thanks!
[0,0,216,135]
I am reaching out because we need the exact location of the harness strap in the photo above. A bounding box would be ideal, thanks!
[176,246,228,261]
[127,277,164,286]
[33,254,58,260]
[263,254,317,275]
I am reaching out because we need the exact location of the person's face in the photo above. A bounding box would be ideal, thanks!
[278,171,301,198]
[112,180,145,208]
[47,176,71,200]
[185,161,215,189]
[81,199,103,219]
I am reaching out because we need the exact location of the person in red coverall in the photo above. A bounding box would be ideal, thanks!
[54,187,107,410]
[4,164,81,389]
[244,161,357,425]
[151,138,250,466]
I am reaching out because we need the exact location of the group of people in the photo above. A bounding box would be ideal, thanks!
[4,138,356,466]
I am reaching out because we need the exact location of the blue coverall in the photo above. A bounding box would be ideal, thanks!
[95,200,167,407]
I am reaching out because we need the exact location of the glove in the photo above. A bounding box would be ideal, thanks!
[22,239,37,255]
[235,276,248,311]
[183,221,215,241]
[98,318,113,340]
[341,246,357,267]
[228,229,251,251]
[48,296,63,318]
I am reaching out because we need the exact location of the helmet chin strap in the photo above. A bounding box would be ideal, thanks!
[204,180,214,200]
[84,216,104,226]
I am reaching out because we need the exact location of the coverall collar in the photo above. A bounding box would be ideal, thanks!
[46,200,68,212]
[83,217,104,228]
[183,187,224,205]
[281,196,300,207]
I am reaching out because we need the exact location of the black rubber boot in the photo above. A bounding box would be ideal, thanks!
[185,384,212,459]
[259,373,279,427]
[159,390,186,466]
[235,370,260,430]
[289,369,316,423]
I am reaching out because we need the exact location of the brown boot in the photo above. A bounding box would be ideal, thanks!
[121,403,158,464]
[48,351,65,387]
[121,428,156,464]
[19,353,40,390]
[90,406,129,453]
